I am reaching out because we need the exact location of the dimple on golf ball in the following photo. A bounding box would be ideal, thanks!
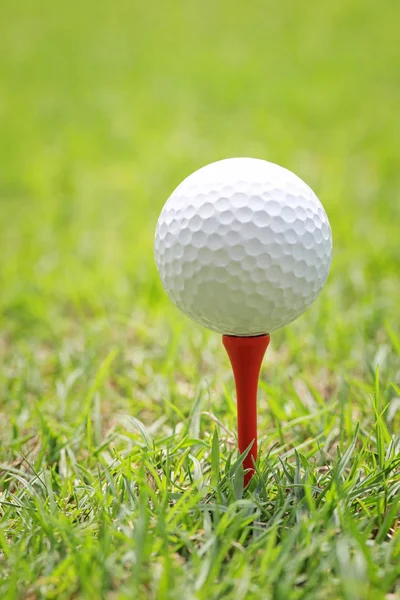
[154,157,332,336]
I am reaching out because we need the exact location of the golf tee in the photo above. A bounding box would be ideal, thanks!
[222,334,270,486]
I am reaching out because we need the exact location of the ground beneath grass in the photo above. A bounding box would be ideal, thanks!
[0,0,399,598]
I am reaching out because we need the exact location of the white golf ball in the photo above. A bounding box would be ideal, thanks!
[154,157,332,336]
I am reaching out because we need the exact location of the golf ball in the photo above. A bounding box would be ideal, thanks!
[154,157,332,336]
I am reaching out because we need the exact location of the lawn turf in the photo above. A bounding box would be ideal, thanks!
[0,0,400,598]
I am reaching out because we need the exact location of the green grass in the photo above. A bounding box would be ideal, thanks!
[1,0,400,598]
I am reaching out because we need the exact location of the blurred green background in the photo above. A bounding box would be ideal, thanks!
[1,0,399,342]
[1,0,400,445]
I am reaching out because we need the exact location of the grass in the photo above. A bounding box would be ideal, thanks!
[0,0,400,597]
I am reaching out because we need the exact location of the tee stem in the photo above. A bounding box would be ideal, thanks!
[222,334,270,486]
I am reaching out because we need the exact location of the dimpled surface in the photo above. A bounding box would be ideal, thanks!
[154,158,332,336]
